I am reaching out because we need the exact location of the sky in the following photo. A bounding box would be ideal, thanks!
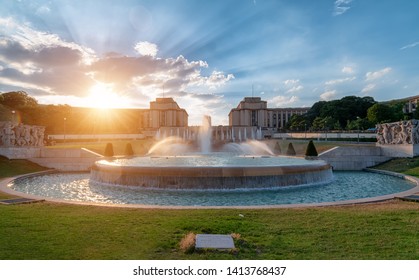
[1,0,419,125]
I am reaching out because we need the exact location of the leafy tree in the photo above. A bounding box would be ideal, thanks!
[0,91,38,109]
[305,101,327,125]
[387,101,406,121]
[125,143,134,156]
[304,96,376,130]
[288,114,307,131]
[367,103,395,124]
[286,143,296,156]
[346,117,373,130]
[305,140,318,157]
[104,143,114,157]
[312,117,324,131]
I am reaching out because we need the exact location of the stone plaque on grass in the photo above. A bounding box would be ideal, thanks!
[195,234,235,249]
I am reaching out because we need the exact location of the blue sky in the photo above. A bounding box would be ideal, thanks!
[1,0,418,125]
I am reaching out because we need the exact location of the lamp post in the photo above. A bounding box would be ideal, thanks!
[11,110,15,123]
[63,117,67,143]
[357,116,360,143]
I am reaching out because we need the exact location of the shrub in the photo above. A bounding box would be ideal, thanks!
[286,143,296,156]
[305,140,318,157]
[125,143,134,156]
[104,143,114,157]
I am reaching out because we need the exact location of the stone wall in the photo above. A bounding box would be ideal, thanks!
[318,146,392,170]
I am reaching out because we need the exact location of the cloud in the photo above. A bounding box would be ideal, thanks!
[365,67,392,81]
[0,18,234,105]
[320,90,337,101]
[282,79,303,93]
[342,66,354,74]
[333,0,353,16]
[134,41,158,57]
[286,85,304,93]
[268,95,299,107]
[36,5,51,15]
[283,79,299,86]
[325,76,356,85]
[400,41,419,50]
[361,84,376,93]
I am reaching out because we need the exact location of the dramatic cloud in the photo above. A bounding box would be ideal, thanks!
[320,90,337,101]
[400,41,419,50]
[134,41,158,57]
[325,76,356,86]
[365,67,392,81]
[0,18,234,110]
[333,0,353,16]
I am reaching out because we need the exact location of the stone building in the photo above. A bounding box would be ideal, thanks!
[403,95,419,114]
[228,97,309,133]
[139,97,188,136]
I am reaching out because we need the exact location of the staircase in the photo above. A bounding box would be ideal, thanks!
[29,148,102,172]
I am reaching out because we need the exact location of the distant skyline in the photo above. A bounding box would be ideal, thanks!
[1,0,419,125]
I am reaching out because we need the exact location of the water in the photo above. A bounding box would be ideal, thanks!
[96,154,323,168]
[8,171,415,206]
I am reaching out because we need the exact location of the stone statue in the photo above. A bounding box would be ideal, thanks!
[0,121,46,147]
[376,119,419,145]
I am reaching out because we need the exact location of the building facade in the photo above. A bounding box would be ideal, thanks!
[403,95,419,114]
[139,98,188,136]
[228,97,309,132]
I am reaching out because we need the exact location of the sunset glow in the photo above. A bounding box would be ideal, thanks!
[87,83,128,109]
[1,0,419,125]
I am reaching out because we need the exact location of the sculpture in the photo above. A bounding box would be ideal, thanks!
[0,121,45,147]
[376,120,419,145]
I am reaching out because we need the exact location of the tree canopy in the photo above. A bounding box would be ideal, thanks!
[296,95,407,131]
[0,91,38,109]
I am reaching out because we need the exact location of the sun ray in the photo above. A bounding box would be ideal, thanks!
[87,82,130,109]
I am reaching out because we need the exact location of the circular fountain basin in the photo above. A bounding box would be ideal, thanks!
[90,155,333,190]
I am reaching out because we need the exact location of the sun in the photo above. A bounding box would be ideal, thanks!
[87,82,128,109]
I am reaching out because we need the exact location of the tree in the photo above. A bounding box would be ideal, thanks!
[286,143,296,156]
[346,117,372,130]
[289,114,307,131]
[104,143,114,157]
[367,103,395,124]
[0,91,38,109]
[305,101,327,125]
[305,140,318,157]
[125,143,134,156]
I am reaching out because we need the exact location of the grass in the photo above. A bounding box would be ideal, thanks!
[0,201,418,259]
[374,156,419,176]
[0,156,47,199]
[0,143,418,260]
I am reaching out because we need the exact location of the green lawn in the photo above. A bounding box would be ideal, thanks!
[0,201,418,259]
[374,156,419,176]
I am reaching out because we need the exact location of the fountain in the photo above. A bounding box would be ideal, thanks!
[90,115,334,190]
